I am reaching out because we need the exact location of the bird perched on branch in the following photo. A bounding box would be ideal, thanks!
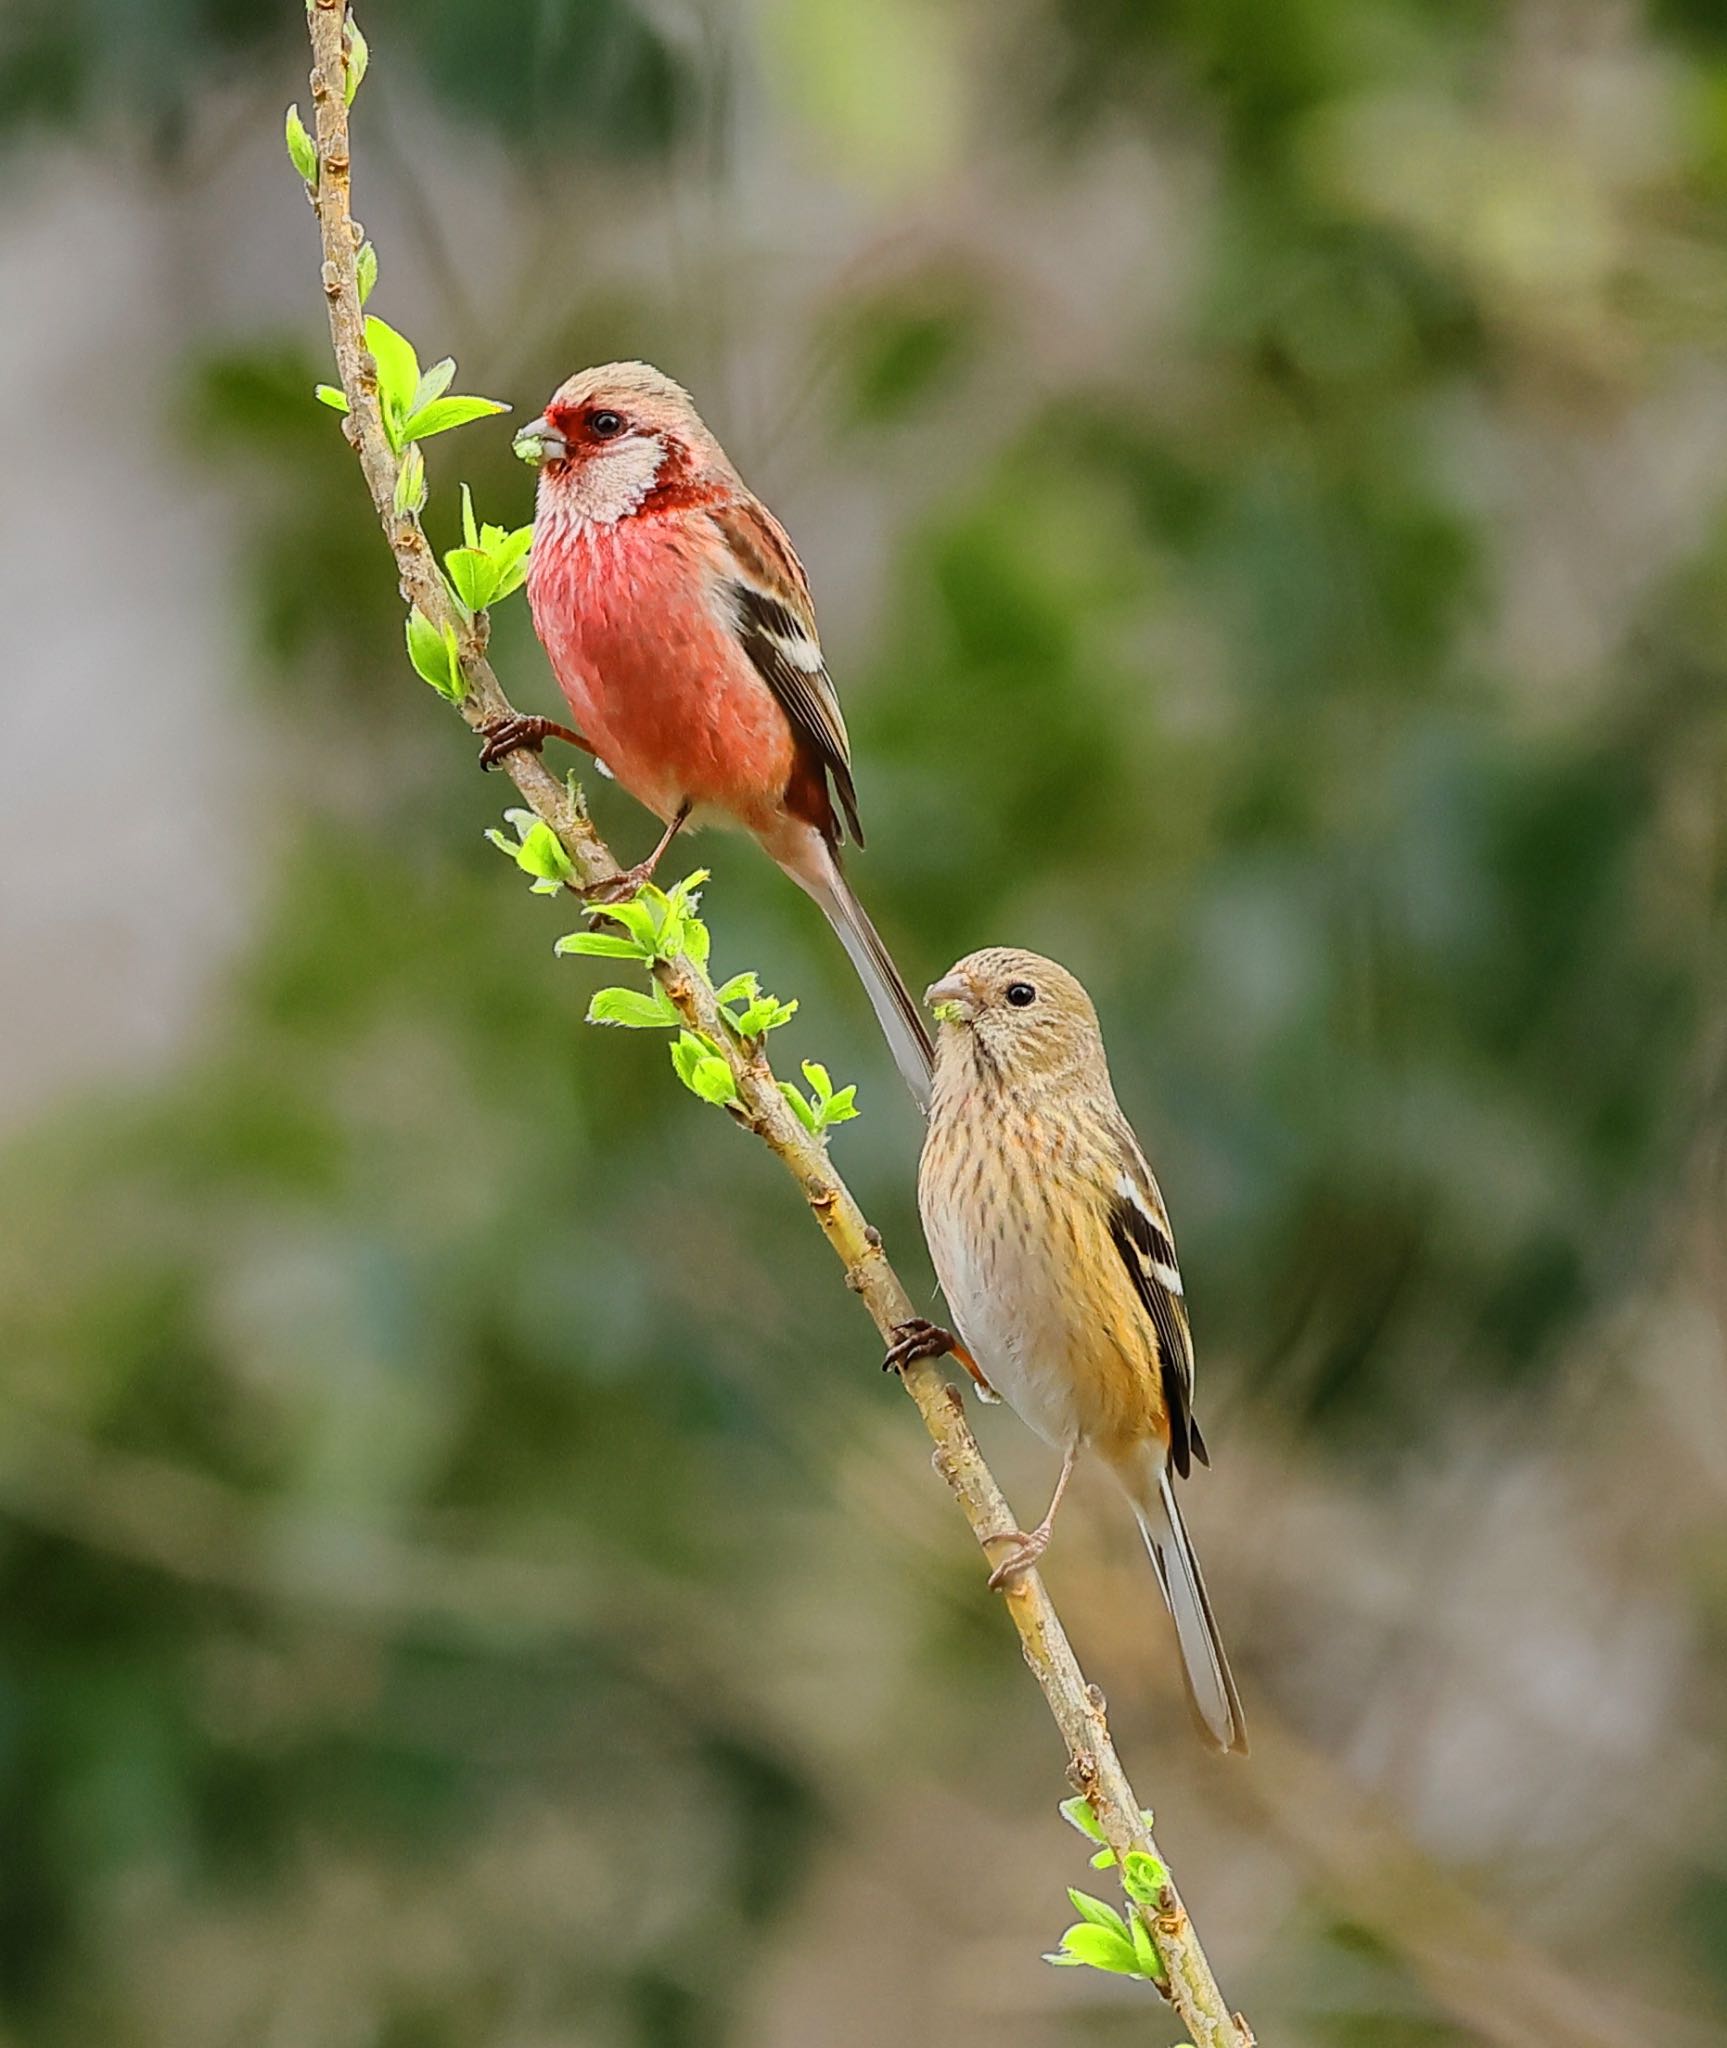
[889,948,1246,1753]
[501,362,932,1110]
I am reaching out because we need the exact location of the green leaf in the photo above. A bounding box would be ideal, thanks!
[1058,1797,1107,1843]
[314,384,350,413]
[1066,1891,1128,1939]
[1120,1851,1168,1907]
[512,821,573,883]
[587,986,678,1030]
[365,316,420,449]
[405,608,463,702]
[285,104,317,183]
[393,442,426,518]
[401,394,509,441]
[734,995,798,1037]
[816,1084,858,1127]
[410,358,456,417]
[670,1032,707,1089]
[802,1061,833,1101]
[343,17,369,102]
[714,972,760,1007]
[553,931,649,959]
[779,1081,818,1133]
[487,526,534,603]
[445,546,498,613]
[460,482,480,552]
[355,241,378,306]
[1090,1847,1117,1869]
[687,1054,739,1106]
[1129,1912,1166,1982]
[591,896,661,953]
[1047,1925,1140,1975]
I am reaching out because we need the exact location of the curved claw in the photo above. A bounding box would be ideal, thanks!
[579,861,659,907]
[477,713,590,770]
[883,1317,956,1375]
[986,1529,1050,1591]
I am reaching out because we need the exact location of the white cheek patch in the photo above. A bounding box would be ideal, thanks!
[556,434,667,525]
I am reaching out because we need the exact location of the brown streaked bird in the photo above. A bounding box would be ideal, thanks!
[500,361,932,1110]
[887,946,1246,1753]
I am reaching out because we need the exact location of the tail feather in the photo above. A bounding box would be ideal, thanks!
[1136,1471,1247,1755]
[794,845,933,1114]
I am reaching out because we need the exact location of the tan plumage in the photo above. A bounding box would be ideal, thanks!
[912,947,1246,1754]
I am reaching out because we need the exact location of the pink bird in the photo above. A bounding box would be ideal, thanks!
[495,361,933,1109]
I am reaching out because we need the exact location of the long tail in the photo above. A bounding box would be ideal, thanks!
[1134,1469,1247,1755]
[792,841,933,1114]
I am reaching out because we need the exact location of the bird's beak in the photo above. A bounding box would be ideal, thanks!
[512,415,567,466]
[924,973,975,1025]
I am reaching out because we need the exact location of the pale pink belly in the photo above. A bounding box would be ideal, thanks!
[528,514,797,836]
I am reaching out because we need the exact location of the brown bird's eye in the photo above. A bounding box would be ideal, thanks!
[589,410,625,439]
[1005,982,1036,1008]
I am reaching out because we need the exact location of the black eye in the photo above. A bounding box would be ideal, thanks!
[1005,981,1036,1008]
[589,410,625,439]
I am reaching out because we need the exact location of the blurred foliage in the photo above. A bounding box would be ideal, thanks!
[4,0,1727,2043]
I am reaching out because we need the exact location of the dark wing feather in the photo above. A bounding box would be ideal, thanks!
[1105,1135,1205,1480]
[710,501,863,844]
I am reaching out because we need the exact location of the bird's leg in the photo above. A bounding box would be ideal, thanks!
[881,1317,998,1400]
[986,1443,1078,1591]
[579,801,692,906]
[477,713,594,770]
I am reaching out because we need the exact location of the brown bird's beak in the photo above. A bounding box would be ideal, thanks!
[924,973,976,1024]
[512,414,567,465]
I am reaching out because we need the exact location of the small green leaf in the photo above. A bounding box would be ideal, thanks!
[588,986,679,1030]
[1090,1847,1117,1869]
[1047,1925,1140,1975]
[343,17,369,102]
[590,896,661,952]
[1066,1891,1128,1939]
[816,1083,858,1128]
[285,104,317,184]
[1058,1797,1107,1844]
[553,931,649,959]
[393,442,426,517]
[460,482,480,552]
[487,526,534,602]
[670,1032,707,1089]
[714,972,760,1007]
[1120,1851,1168,1907]
[314,384,350,413]
[364,317,420,450]
[802,1061,833,1101]
[405,607,463,702]
[409,358,456,417]
[512,821,573,883]
[445,546,498,613]
[779,1082,819,1133]
[1129,1912,1166,1982]
[355,241,378,306]
[687,1054,738,1106]
[401,394,509,441]
[734,995,797,1037]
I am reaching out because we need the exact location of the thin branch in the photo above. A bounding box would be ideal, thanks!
[302,7,1248,2038]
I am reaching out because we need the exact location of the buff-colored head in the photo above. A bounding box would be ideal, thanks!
[513,362,735,524]
[925,947,1108,1093]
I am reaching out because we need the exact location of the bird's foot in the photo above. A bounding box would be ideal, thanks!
[986,1526,1051,1591]
[578,860,661,907]
[477,713,590,770]
[883,1317,956,1374]
[882,1318,999,1400]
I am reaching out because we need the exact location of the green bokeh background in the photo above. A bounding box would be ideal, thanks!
[3,0,1727,2041]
